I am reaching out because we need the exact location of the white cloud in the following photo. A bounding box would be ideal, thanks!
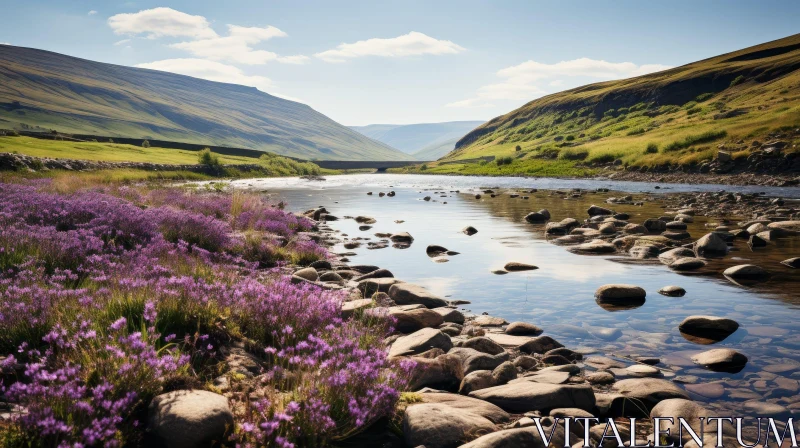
[448,57,672,108]
[88,10,98,16]
[113,39,131,46]
[315,31,465,63]
[136,58,274,92]
[108,7,218,39]
[169,25,303,65]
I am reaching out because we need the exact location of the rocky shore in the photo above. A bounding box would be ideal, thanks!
[290,197,800,448]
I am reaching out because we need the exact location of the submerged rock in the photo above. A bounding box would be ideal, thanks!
[594,284,646,301]
[691,348,748,373]
[463,226,479,236]
[678,315,739,343]
[503,262,538,272]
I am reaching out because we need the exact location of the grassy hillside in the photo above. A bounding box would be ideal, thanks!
[350,121,483,159]
[0,45,410,161]
[416,34,800,176]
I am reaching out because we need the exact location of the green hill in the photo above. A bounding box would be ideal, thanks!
[350,121,483,160]
[421,34,800,175]
[0,45,411,161]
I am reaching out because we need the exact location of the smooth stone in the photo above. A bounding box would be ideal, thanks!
[519,336,564,355]
[658,285,686,297]
[485,333,534,348]
[658,247,695,264]
[586,371,616,385]
[650,399,729,445]
[679,316,739,342]
[390,232,414,242]
[463,226,479,236]
[469,382,595,413]
[448,348,510,375]
[407,354,463,391]
[668,257,707,271]
[148,390,234,448]
[781,257,800,268]
[388,283,449,308]
[588,205,614,216]
[594,284,646,301]
[341,298,374,318]
[505,322,544,336]
[432,307,466,324]
[473,315,509,327]
[723,264,770,280]
[611,378,689,409]
[625,364,661,378]
[389,328,453,358]
[693,233,728,256]
[404,393,510,448]
[568,241,617,254]
[357,277,403,295]
[691,348,748,373]
[503,262,539,272]
[460,426,566,448]
[517,370,571,385]
[293,267,318,281]
[684,382,726,399]
[390,308,445,333]
[459,337,505,355]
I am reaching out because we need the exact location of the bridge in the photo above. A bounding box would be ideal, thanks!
[311,160,427,172]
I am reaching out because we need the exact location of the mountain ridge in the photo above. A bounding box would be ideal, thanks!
[0,45,411,161]
[351,120,483,160]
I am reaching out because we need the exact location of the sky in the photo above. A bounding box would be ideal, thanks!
[2,1,800,126]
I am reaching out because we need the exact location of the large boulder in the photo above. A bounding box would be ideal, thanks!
[407,354,463,391]
[588,205,613,216]
[433,307,466,324]
[658,247,695,265]
[403,393,509,448]
[148,390,233,448]
[650,399,722,445]
[460,426,566,448]
[568,241,617,254]
[448,347,510,375]
[723,264,770,280]
[388,283,448,308]
[691,348,748,373]
[358,277,402,295]
[693,233,728,256]
[519,336,563,354]
[459,336,505,355]
[389,328,453,358]
[505,322,543,336]
[390,307,445,333]
[293,267,318,281]
[469,382,595,413]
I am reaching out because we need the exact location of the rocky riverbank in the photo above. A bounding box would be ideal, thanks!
[293,197,800,448]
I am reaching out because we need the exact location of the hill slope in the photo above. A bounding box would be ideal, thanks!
[0,45,410,161]
[423,34,800,176]
[351,121,483,160]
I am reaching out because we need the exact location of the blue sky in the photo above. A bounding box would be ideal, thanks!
[3,1,800,125]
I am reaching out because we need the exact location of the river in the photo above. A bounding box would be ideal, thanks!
[226,173,800,418]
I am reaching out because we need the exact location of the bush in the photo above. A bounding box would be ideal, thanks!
[141,139,151,148]
[565,135,575,141]
[695,93,714,102]
[495,156,514,166]
[729,75,745,87]
[645,143,659,154]
[687,107,702,115]
[663,130,727,152]
[515,145,522,151]
[108,138,114,143]
[627,128,645,136]
[559,148,589,160]
[197,148,221,167]
[420,164,428,171]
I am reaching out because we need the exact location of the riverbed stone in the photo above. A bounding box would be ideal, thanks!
[587,371,616,385]
[611,378,689,410]
[623,223,648,234]
[354,268,394,281]
[433,307,465,324]
[505,322,544,336]
[341,299,373,318]
[293,267,318,281]
[625,364,661,378]
[546,218,579,235]
[388,283,448,308]
[390,232,414,242]
[463,226,479,235]
[449,347,510,375]
[358,277,402,295]
[408,354,463,390]
[658,285,686,297]
[403,393,510,448]
[658,247,696,264]
[469,382,595,413]
[473,315,508,326]
[691,348,748,372]
[643,218,667,232]
[568,240,617,254]
[459,336,505,355]
[391,308,445,333]
[503,262,538,271]
[389,328,453,358]
[594,284,646,302]
[723,264,770,280]
[519,336,564,354]
[669,257,707,271]
[693,233,728,256]
[148,390,233,448]
[679,316,739,342]
[524,211,549,223]
[782,257,800,268]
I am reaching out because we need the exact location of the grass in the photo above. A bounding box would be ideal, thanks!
[424,33,800,175]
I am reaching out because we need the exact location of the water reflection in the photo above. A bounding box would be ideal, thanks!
[230,174,800,417]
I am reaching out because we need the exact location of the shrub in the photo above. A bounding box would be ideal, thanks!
[565,135,575,141]
[695,93,714,102]
[495,156,514,166]
[420,164,428,171]
[141,139,150,148]
[687,107,702,115]
[559,148,589,160]
[627,128,645,136]
[645,143,659,154]
[729,75,745,87]
[197,148,220,167]
[108,138,114,143]
[515,145,522,151]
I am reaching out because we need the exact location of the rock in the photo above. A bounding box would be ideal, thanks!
[389,283,449,308]
[426,245,449,256]
[611,378,689,410]
[389,328,453,358]
[546,218,579,235]
[354,268,394,281]
[782,257,800,268]
[319,271,344,283]
[469,382,595,413]
[678,316,739,342]
[662,230,691,241]
[625,364,661,378]
[463,226,478,236]
[408,355,463,390]
[519,336,564,355]
[148,390,234,448]
[587,371,616,385]
[623,223,648,235]
[460,426,566,448]
[358,277,403,295]
[505,322,543,336]
[594,284,646,302]
[568,241,616,254]
[492,361,517,385]
[459,337,505,355]
[503,262,538,272]
[524,212,549,223]
[691,348,748,373]
[658,285,686,297]
[658,247,695,264]
[449,348,510,375]
[723,264,770,280]
[293,267,318,281]
[668,257,707,271]
[433,307,465,324]
[748,234,767,248]
[768,220,800,232]
[643,218,667,232]
[585,356,624,370]
[403,394,509,448]
[309,260,333,270]
[390,232,414,242]
[341,299,373,318]
[588,205,614,216]
[459,370,496,395]
[693,233,728,256]
[629,245,660,259]
[473,315,508,327]
[391,308,446,333]
[665,221,688,230]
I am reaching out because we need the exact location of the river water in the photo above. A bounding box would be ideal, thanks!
[228,174,800,418]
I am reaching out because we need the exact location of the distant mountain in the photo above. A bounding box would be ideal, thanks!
[0,45,410,161]
[351,121,483,160]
